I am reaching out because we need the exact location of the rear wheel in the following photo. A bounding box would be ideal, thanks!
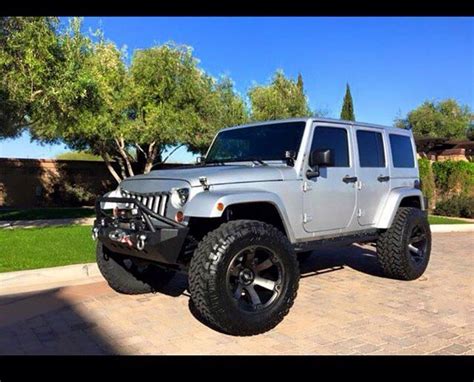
[188,220,299,336]
[376,207,431,280]
[96,242,175,294]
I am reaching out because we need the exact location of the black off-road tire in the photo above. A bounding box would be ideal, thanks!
[376,207,431,280]
[188,220,299,336]
[96,242,175,295]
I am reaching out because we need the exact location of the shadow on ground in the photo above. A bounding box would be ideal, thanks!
[0,243,383,354]
[0,284,118,355]
[299,243,384,278]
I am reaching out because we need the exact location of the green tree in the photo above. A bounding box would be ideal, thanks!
[56,151,103,161]
[340,83,355,121]
[127,44,247,173]
[184,76,248,154]
[0,17,63,139]
[248,70,311,121]
[396,99,472,139]
[1,18,247,182]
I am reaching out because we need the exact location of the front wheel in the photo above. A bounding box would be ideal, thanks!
[96,242,175,294]
[188,220,300,336]
[376,207,431,280]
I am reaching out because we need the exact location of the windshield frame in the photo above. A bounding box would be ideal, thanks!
[205,120,308,165]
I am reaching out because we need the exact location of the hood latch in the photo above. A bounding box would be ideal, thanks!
[199,176,210,191]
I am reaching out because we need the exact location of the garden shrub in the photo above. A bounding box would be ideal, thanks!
[434,195,474,219]
[417,158,436,209]
[432,160,474,198]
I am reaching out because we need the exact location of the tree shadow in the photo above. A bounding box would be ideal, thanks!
[0,285,118,355]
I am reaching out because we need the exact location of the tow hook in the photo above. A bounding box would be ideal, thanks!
[137,234,147,251]
[92,226,99,241]
[108,229,133,247]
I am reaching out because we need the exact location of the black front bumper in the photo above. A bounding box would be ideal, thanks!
[93,196,189,266]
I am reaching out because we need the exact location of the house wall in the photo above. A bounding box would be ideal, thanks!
[0,158,117,208]
[0,158,182,208]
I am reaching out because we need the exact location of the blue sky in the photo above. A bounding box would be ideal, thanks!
[1,17,472,162]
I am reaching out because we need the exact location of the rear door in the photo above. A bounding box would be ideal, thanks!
[354,127,390,226]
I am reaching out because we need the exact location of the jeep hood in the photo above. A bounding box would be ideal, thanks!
[121,165,294,188]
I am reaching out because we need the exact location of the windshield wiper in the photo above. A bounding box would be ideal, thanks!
[203,160,227,166]
[205,158,268,166]
[241,158,268,166]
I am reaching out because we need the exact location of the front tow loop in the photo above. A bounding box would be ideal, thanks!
[136,234,147,251]
[92,226,99,241]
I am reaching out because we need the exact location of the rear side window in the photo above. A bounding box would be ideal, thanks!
[356,130,385,168]
[389,134,415,168]
[311,126,349,167]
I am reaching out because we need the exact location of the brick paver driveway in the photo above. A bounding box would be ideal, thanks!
[0,232,472,355]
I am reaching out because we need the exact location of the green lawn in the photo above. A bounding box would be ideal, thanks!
[0,213,471,274]
[428,215,471,225]
[0,225,95,273]
[0,207,95,221]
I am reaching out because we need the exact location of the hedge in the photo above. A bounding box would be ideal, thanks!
[418,158,436,209]
[432,160,474,198]
[418,159,474,217]
[434,195,474,218]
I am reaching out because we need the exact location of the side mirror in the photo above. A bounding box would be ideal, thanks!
[307,149,334,179]
[196,156,205,165]
[309,149,334,167]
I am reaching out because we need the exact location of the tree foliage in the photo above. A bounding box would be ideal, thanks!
[1,18,247,182]
[340,83,355,121]
[0,17,63,139]
[56,151,103,161]
[396,99,472,140]
[248,70,311,121]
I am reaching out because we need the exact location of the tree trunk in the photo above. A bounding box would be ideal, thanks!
[101,152,122,184]
[143,142,159,174]
[136,143,149,174]
[114,137,135,177]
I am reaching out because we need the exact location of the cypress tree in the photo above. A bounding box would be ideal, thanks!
[340,83,355,121]
[297,73,304,93]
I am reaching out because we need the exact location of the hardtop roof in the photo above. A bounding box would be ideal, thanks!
[221,117,407,133]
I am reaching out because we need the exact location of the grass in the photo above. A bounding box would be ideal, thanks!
[0,211,470,274]
[0,207,95,221]
[428,215,471,225]
[0,225,95,273]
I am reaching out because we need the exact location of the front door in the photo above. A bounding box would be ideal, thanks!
[303,124,357,233]
[354,128,390,226]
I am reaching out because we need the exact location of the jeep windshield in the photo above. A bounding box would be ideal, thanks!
[205,121,306,165]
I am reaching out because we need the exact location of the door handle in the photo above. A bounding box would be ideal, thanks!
[342,175,358,183]
[377,175,390,182]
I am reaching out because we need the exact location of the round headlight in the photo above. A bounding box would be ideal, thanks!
[171,188,190,208]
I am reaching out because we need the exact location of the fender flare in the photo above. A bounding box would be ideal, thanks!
[183,190,295,241]
[375,188,425,229]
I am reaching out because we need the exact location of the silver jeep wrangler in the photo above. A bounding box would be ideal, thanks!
[93,117,431,335]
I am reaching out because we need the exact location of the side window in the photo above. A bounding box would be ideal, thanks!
[356,130,385,168]
[389,134,415,168]
[311,126,349,167]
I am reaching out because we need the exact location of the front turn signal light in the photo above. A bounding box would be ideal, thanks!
[175,211,184,223]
